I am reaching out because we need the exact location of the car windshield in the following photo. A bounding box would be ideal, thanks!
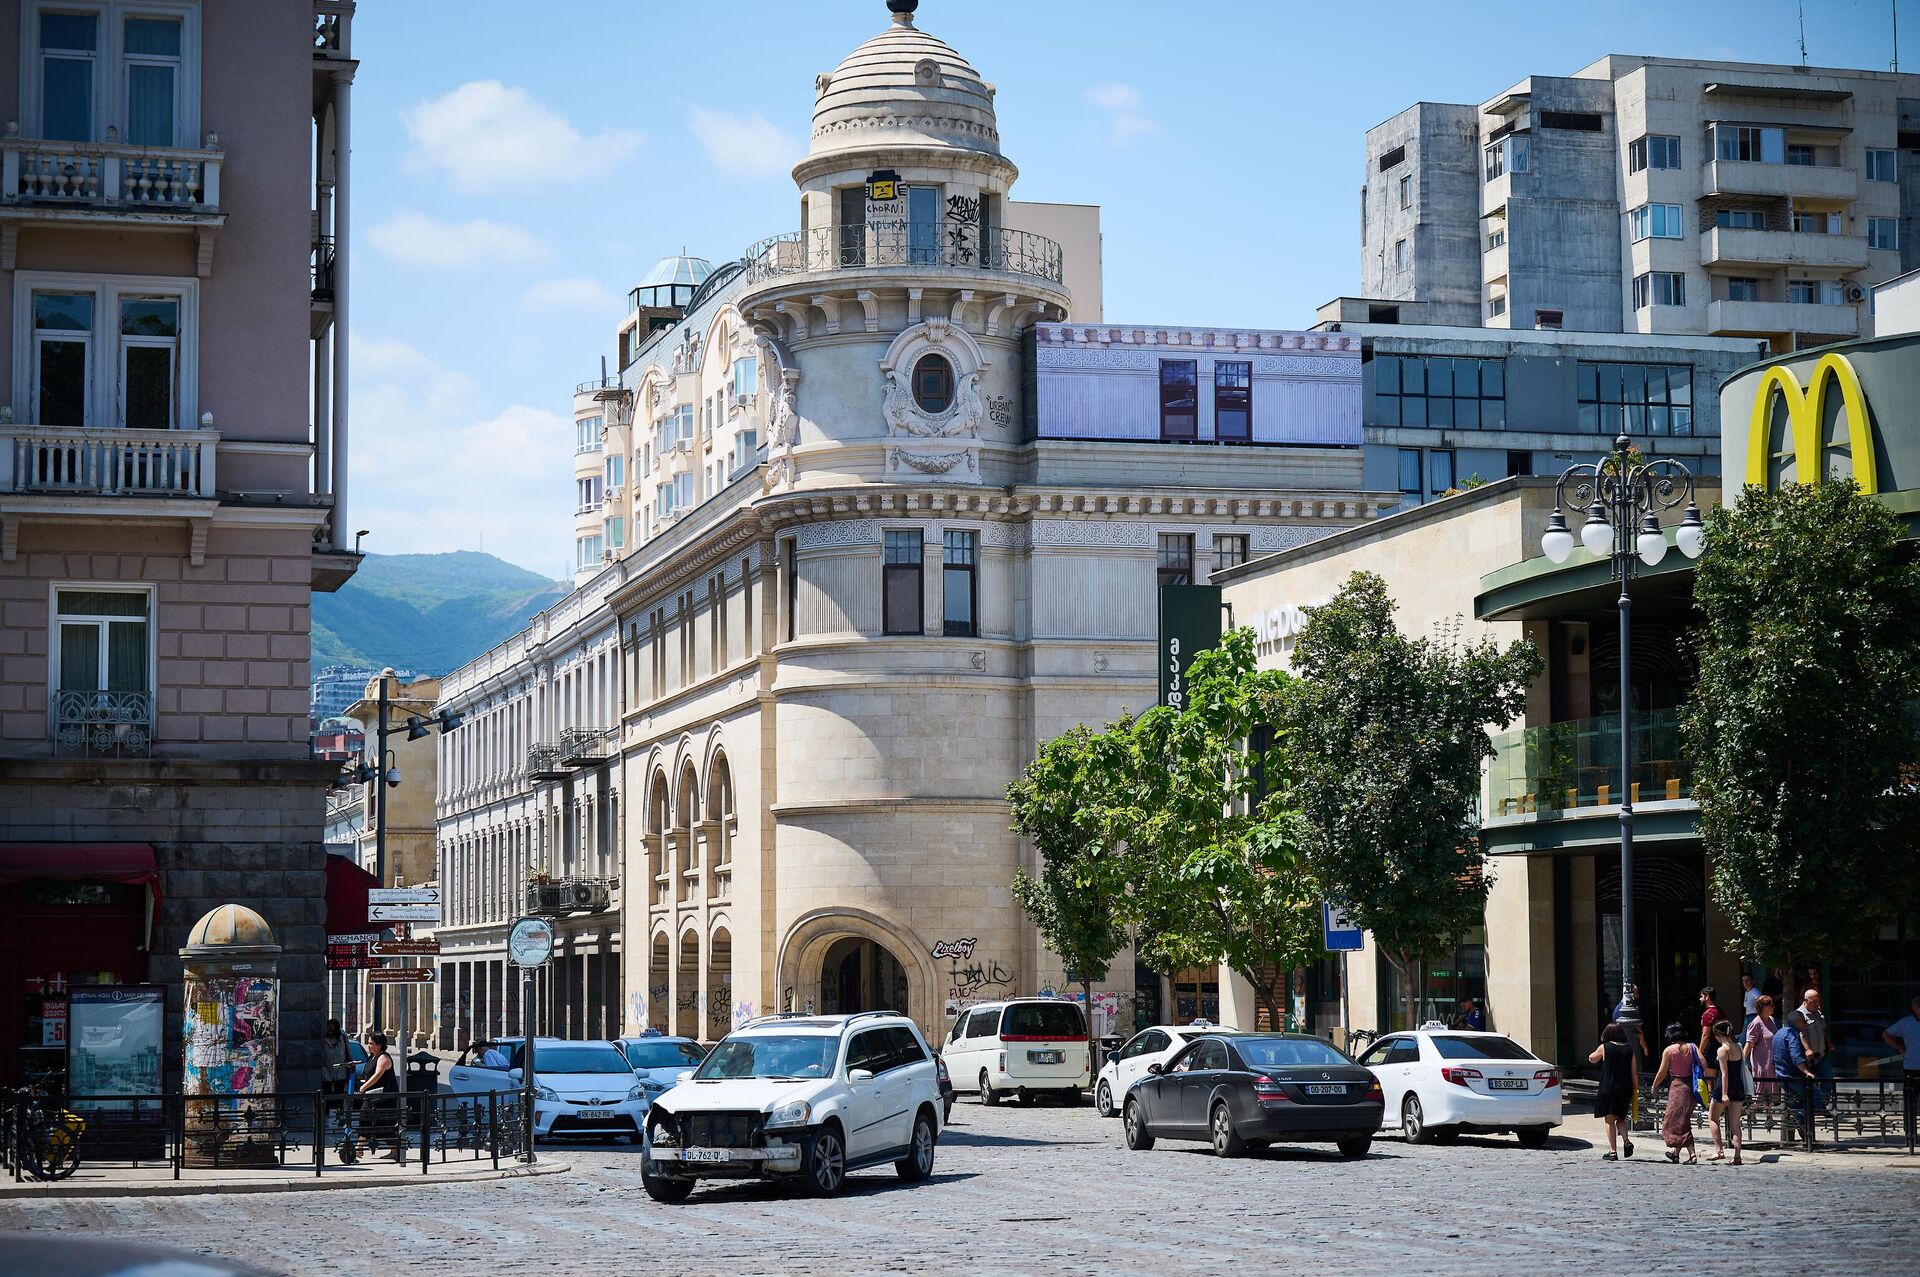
[1235,1038,1353,1069]
[1431,1035,1535,1061]
[1002,1003,1085,1037]
[528,1045,632,1074]
[695,1035,837,1080]
[623,1040,707,1069]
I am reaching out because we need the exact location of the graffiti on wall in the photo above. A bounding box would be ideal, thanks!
[945,194,978,262]
[930,937,978,961]
[733,1000,754,1030]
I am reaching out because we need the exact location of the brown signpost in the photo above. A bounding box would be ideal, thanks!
[369,938,440,957]
[366,967,436,984]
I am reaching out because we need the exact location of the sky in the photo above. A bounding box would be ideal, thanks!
[345,0,1898,578]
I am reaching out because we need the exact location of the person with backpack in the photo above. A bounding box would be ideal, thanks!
[1651,1021,1701,1163]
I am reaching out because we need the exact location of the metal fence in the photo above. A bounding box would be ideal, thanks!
[1641,1073,1917,1154]
[2,1089,533,1182]
[743,223,1065,286]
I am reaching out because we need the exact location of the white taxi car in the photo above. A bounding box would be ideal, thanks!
[1357,1025,1562,1147]
[447,1037,652,1141]
[1093,1021,1242,1117]
[641,1011,943,1202]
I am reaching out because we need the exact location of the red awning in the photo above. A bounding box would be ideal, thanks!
[326,852,379,937]
[0,842,163,948]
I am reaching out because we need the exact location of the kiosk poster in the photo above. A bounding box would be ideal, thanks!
[183,975,278,1101]
[68,986,164,1110]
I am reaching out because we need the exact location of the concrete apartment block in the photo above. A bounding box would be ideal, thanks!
[1362,103,1483,327]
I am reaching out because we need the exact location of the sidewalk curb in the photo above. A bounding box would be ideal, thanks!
[0,1157,569,1199]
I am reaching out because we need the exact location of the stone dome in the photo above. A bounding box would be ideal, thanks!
[186,903,275,948]
[809,2,1000,162]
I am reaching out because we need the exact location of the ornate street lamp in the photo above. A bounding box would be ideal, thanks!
[1540,435,1705,1035]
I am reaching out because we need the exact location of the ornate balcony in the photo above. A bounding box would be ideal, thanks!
[2,131,222,213]
[55,690,153,758]
[526,744,569,782]
[314,2,354,59]
[3,425,217,499]
[744,223,1064,288]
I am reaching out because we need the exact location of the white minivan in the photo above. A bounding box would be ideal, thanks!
[941,998,1090,1105]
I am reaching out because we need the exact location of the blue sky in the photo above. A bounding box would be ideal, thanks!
[347,0,1894,577]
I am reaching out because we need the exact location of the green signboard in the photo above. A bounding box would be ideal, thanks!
[1158,584,1223,709]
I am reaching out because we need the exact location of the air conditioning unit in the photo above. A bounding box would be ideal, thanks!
[672,437,692,454]
[1846,285,1866,303]
[730,392,754,412]
[571,880,610,912]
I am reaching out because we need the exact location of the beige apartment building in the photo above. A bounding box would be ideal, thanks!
[1362,55,1915,352]
[0,1,359,1090]
[434,0,1388,1050]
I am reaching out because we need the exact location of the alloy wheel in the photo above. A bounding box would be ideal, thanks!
[1403,1094,1427,1144]
[809,1129,845,1195]
[1096,1080,1114,1117]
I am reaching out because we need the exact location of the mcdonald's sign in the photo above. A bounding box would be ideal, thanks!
[1742,353,1878,493]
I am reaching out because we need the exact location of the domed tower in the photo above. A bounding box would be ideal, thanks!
[740,0,1069,489]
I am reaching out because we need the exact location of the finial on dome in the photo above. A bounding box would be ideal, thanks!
[888,0,918,26]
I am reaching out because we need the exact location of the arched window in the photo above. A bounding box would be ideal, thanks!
[912,354,954,413]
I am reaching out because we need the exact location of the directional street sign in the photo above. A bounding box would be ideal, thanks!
[369,938,440,957]
[367,967,437,985]
[368,903,441,922]
[369,887,440,905]
[1322,902,1364,952]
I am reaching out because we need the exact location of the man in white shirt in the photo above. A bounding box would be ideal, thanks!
[1741,973,1761,1024]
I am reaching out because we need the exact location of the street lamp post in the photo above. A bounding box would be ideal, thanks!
[1540,435,1705,1033]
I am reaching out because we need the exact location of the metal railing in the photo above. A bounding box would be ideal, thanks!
[1487,708,1691,817]
[1641,1072,1917,1155]
[4,425,218,498]
[3,1089,532,1181]
[743,223,1064,287]
[312,236,337,302]
[559,726,614,765]
[3,135,222,211]
[526,744,568,780]
[54,690,153,758]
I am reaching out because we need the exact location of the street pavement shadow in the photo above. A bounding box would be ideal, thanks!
[664,1170,977,1205]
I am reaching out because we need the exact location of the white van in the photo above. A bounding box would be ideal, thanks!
[941,998,1090,1104]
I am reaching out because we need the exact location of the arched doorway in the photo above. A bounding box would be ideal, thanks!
[818,936,911,1016]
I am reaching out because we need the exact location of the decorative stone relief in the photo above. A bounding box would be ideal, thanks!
[886,448,976,476]
[1253,355,1359,378]
[1092,652,1110,673]
[1250,525,1335,552]
[879,319,989,441]
[794,519,879,551]
[1029,519,1159,548]
[1035,347,1155,371]
[969,651,986,670]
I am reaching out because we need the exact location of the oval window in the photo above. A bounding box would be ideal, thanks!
[912,354,954,413]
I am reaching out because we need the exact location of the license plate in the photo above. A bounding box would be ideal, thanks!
[683,1147,729,1163]
[1305,1084,1345,1096]
[573,1108,616,1119]
[1488,1078,1528,1090]
[1028,1050,1063,1065]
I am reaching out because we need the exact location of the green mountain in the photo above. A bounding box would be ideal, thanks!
[312,551,568,675]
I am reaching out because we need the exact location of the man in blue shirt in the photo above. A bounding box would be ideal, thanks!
[1884,996,1920,1140]
[1774,1012,1818,1142]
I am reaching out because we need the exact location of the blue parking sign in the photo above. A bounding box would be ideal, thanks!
[1322,902,1363,952]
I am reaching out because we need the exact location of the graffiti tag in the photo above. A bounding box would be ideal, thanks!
[931,937,978,961]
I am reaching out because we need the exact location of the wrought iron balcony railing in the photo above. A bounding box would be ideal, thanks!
[525,744,568,782]
[1487,708,1691,817]
[559,727,614,767]
[743,223,1064,287]
[55,690,153,758]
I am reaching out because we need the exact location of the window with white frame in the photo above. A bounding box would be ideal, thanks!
[1628,203,1684,241]
[1631,271,1685,309]
[53,586,152,727]
[26,3,199,146]
[1868,217,1900,252]
[1865,149,1897,183]
[731,356,757,401]
[604,453,623,490]
[1627,134,1680,173]
[16,275,195,429]
[575,535,603,571]
[575,415,603,453]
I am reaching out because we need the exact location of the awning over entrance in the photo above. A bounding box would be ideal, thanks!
[0,842,162,947]
[325,851,379,936]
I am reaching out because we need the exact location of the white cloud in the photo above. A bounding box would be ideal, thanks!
[519,276,621,313]
[1085,81,1153,144]
[401,81,643,193]
[688,106,799,179]
[347,337,573,576]
[367,210,550,270]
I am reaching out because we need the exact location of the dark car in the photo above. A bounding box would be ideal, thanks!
[1122,1033,1383,1159]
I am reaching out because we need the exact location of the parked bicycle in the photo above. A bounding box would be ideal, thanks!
[8,1086,87,1181]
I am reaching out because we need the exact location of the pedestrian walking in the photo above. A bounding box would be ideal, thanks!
[321,1019,350,1095]
[1697,986,1724,1095]
[355,1031,406,1163]
[1613,983,1651,1129]
[1881,995,1920,1143]
[1707,1018,1746,1165]
[1740,973,1760,1026]
[1652,1022,1701,1163]
[1785,988,1831,1106]
[1771,1006,1818,1143]
[1587,1022,1637,1160]
[1744,995,1779,1109]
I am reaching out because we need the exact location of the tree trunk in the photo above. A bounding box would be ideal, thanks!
[1387,951,1417,1031]
[1242,969,1281,1035]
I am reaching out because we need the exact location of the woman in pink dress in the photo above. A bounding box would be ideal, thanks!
[1744,994,1778,1104]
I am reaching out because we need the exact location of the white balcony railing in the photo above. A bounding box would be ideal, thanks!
[2,131,223,213]
[315,2,354,59]
[2,426,218,498]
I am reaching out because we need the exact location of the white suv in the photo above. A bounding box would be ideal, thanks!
[941,998,1091,1105]
[640,1012,943,1202]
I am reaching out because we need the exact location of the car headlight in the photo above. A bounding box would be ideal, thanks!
[764,1100,812,1130]
[626,1084,649,1101]
[534,1084,559,1101]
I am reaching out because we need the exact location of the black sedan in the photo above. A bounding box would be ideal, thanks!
[1122,1033,1383,1159]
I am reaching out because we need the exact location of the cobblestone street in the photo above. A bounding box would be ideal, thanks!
[3,1099,1913,1275]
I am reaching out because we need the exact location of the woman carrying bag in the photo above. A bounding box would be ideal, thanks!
[1651,1022,1701,1164]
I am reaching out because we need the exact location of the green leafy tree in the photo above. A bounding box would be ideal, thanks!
[1684,480,1920,977]
[1009,724,1135,1039]
[1115,629,1325,1031]
[1286,571,1542,1030]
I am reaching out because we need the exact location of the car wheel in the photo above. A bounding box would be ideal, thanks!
[1123,1099,1155,1151]
[1095,1080,1115,1118]
[895,1110,936,1181]
[1337,1136,1373,1159]
[804,1126,846,1197]
[979,1071,999,1105]
[1403,1094,1433,1145]
[1516,1125,1552,1149]
[641,1164,695,1204]
[1210,1103,1247,1158]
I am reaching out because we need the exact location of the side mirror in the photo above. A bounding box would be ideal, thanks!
[1146,1062,1165,1075]
[676,1070,695,1083]
[508,1068,523,1082]
[848,1068,874,1084]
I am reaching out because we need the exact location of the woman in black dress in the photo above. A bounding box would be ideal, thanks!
[1709,1017,1748,1165]
[1587,1021,1638,1160]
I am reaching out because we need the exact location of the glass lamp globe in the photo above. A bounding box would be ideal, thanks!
[1541,511,1575,564]
[1636,516,1668,566]
[1675,506,1706,559]
[1579,506,1614,557]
